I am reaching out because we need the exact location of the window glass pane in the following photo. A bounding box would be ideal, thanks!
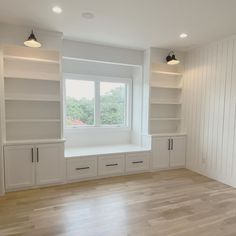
[100,82,126,125]
[65,79,95,126]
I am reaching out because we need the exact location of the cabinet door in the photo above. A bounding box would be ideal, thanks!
[36,143,65,186]
[4,145,35,190]
[152,137,170,169]
[170,136,186,167]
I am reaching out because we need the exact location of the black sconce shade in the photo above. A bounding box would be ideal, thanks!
[24,30,41,48]
[166,51,180,65]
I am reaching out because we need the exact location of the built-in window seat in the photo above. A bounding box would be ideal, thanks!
[65,144,151,182]
[65,144,150,158]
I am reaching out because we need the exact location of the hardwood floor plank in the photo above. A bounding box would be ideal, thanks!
[1,169,236,236]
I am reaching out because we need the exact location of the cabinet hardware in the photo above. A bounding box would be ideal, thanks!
[106,163,118,167]
[132,161,143,164]
[76,167,90,170]
[31,148,34,163]
[168,139,171,150]
[171,139,174,150]
[36,148,39,162]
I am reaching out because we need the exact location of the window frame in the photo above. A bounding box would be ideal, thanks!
[64,73,132,130]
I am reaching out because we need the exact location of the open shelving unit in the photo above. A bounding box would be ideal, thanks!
[149,63,183,135]
[2,45,62,144]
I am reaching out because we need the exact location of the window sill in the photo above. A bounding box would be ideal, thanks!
[65,126,131,133]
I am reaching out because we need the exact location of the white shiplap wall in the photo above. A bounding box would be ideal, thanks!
[183,36,236,187]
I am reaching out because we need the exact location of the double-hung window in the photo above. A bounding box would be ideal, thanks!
[64,74,131,128]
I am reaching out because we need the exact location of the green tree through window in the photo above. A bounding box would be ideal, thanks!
[66,97,94,125]
[100,84,125,125]
[66,83,126,126]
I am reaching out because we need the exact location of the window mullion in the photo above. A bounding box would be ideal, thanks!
[95,80,100,126]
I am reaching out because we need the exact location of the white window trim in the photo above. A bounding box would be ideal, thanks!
[63,73,132,130]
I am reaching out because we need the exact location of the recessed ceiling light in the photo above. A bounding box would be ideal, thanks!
[52,6,62,14]
[82,12,94,19]
[180,33,188,39]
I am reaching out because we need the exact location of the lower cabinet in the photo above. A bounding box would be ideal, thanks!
[152,136,186,169]
[4,143,65,191]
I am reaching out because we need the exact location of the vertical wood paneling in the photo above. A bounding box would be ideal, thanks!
[184,36,236,187]
[0,46,5,195]
[191,50,198,168]
[231,40,236,182]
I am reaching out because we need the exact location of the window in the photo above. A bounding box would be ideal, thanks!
[65,74,131,128]
[100,82,126,125]
[65,79,95,126]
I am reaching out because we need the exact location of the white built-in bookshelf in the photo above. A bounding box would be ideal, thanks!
[3,45,62,143]
[149,63,183,135]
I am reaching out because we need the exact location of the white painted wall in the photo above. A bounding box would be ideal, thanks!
[142,49,151,135]
[131,67,143,145]
[63,39,143,66]
[65,128,131,148]
[150,47,185,66]
[183,35,236,187]
[63,59,133,78]
[0,23,62,50]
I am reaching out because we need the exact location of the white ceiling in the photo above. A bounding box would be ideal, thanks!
[0,0,236,51]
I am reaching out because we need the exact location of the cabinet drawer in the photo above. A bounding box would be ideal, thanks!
[126,152,149,173]
[98,154,125,176]
[67,156,97,181]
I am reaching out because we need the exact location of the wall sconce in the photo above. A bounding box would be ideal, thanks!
[24,30,42,48]
[166,51,180,65]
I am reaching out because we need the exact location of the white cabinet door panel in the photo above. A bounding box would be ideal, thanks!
[36,143,65,186]
[152,137,170,169]
[170,137,186,167]
[4,145,35,190]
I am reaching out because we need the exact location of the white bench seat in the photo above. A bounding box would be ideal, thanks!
[65,144,150,158]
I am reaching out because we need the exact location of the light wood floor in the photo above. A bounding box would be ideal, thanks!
[1,169,236,236]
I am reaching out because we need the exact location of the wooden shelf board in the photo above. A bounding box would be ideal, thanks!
[151,133,186,137]
[6,119,61,123]
[4,74,60,82]
[4,139,65,146]
[4,55,59,64]
[5,96,60,102]
[150,100,181,105]
[151,85,182,89]
[152,70,182,76]
[150,118,182,121]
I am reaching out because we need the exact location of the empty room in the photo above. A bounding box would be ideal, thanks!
[1,0,236,235]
